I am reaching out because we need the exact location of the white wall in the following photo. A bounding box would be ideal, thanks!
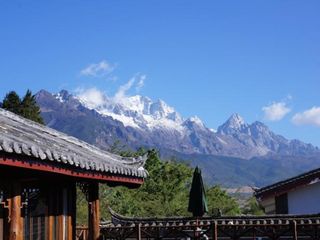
[288,180,320,214]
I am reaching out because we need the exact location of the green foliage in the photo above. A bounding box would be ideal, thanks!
[242,196,264,215]
[100,149,193,218]
[20,90,44,124]
[206,186,241,216]
[2,91,21,114]
[1,90,44,124]
[76,186,88,225]
[76,148,245,223]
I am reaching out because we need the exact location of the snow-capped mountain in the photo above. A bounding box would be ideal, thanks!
[217,113,249,135]
[75,92,185,131]
[36,89,320,160]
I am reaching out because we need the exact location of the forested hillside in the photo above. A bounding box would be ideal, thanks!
[76,149,262,224]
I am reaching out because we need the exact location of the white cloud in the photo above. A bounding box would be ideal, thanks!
[114,74,147,102]
[136,74,146,92]
[262,101,291,121]
[80,60,115,77]
[75,73,146,107]
[292,107,320,127]
[114,78,136,102]
[76,87,106,108]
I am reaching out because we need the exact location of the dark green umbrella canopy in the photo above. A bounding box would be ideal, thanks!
[188,166,208,217]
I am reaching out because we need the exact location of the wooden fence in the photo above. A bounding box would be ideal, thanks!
[102,210,320,240]
[100,219,319,240]
[77,213,320,240]
[76,226,89,240]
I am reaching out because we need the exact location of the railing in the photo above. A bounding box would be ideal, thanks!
[100,215,320,240]
[77,215,320,240]
[76,226,89,240]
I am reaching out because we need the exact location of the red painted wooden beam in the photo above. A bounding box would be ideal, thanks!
[0,154,144,185]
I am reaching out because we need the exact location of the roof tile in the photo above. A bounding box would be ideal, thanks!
[0,108,147,179]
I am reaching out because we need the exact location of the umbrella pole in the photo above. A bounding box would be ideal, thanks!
[195,218,200,240]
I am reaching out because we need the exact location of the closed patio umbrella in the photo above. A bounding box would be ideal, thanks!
[188,166,208,217]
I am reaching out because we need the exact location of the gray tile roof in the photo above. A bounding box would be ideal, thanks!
[255,167,320,198]
[104,207,320,227]
[0,108,147,178]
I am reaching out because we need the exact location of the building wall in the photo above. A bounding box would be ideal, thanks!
[260,197,276,215]
[288,180,320,214]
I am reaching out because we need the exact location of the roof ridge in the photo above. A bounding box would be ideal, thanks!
[0,108,148,179]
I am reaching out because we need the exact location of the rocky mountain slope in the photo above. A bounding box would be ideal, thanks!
[36,89,319,160]
[35,90,320,187]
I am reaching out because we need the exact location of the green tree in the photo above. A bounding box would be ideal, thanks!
[98,149,193,218]
[242,196,264,215]
[2,91,22,114]
[20,90,44,124]
[101,149,241,219]
[1,90,44,124]
[76,147,242,223]
[206,186,241,216]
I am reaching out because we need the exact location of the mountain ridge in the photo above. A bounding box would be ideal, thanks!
[36,89,319,160]
[34,89,320,186]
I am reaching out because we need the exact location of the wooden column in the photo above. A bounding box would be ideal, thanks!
[69,183,76,240]
[8,182,22,240]
[212,221,218,240]
[136,223,141,240]
[47,185,57,240]
[88,182,100,240]
[292,220,298,240]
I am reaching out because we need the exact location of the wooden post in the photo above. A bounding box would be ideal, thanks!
[212,221,218,240]
[292,220,298,240]
[252,226,256,240]
[88,182,100,240]
[47,189,54,240]
[137,223,141,240]
[69,183,76,240]
[314,225,318,240]
[8,182,22,240]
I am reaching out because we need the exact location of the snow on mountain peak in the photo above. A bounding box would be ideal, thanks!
[229,113,246,126]
[124,95,153,115]
[73,89,186,130]
[217,113,248,134]
[38,89,320,160]
[209,128,217,133]
[149,99,175,119]
[54,89,72,103]
[188,116,205,127]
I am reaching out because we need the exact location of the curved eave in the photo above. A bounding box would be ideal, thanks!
[0,153,144,186]
[255,168,320,200]
[0,108,148,179]
[105,207,320,228]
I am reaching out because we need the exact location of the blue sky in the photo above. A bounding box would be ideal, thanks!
[1,1,320,146]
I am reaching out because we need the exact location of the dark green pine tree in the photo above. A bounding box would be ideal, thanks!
[2,91,22,115]
[20,90,44,124]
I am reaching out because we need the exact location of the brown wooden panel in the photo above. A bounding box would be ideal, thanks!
[47,186,55,240]
[47,215,53,240]
[0,218,3,240]
[8,182,22,240]
[68,183,76,240]
[58,188,63,240]
[37,217,41,240]
[1,174,79,240]
[88,183,100,240]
